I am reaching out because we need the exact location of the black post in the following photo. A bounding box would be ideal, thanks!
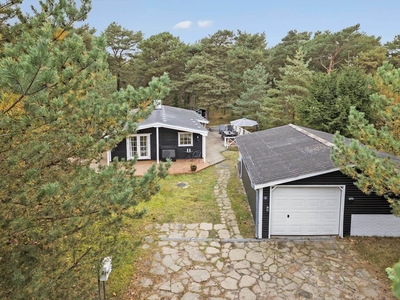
[98,278,101,300]
[103,281,106,300]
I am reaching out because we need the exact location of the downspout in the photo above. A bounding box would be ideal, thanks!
[258,188,263,239]
[106,150,111,166]
[202,135,206,163]
[156,126,159,164]
[255,189,259,238]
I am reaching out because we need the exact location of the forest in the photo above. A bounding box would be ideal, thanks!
[104,21,400,135]
[1,0,400,299]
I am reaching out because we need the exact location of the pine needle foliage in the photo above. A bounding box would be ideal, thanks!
[331,62,400,216]
[0,1,170,299]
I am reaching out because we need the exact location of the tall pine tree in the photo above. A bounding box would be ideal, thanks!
[265,47,313,126]
[297,67,373,136]
[231,63,269,125]
[332,62,400,215]
[0,1,170,298]
[103,22,143,90]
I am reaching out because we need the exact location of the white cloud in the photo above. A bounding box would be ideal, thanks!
[173,21,192,29]
[198,20,212,28]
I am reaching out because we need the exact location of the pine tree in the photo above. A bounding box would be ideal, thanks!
[230,63,269,125]
[183,30,234,118]
[297,67,373,136]
[103,22,143,90]
[265,47,313,126]
[0,1,170,298]
[132,32,190,105]
[331,62,400,215]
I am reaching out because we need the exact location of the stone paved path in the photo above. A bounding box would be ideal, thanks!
[130,163,393,299]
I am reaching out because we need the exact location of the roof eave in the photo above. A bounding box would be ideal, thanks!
[253,168,341,190]
[138,122,208,135]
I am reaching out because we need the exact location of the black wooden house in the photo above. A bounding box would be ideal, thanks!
[107,102,209,164]
[236,124,400,239]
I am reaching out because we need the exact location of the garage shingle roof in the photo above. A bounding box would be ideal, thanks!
[235,124,340,188]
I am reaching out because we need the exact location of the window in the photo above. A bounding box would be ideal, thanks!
[178,132,193,146]
[127,134,150,159]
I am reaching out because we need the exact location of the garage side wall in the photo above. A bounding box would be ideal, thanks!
[241,163,257,222]
[280,171,391,236]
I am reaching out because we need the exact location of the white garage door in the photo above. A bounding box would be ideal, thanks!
[270,186,342,236]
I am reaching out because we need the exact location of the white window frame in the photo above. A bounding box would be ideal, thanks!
[178,132,193,147]
[127,134,151,160]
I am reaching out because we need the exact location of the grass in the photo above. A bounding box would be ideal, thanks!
[347,236,400,284]
[137,165,221,225]
[223,150,255,238]
[107,156,225,297]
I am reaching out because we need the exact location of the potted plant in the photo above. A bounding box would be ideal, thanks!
[190,163,197,172]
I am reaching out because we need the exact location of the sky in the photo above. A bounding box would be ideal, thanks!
[20,0,400,47]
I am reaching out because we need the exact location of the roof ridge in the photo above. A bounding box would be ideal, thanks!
[288,124,335,148]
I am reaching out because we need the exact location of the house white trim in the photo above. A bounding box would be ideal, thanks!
[126,133,151,160]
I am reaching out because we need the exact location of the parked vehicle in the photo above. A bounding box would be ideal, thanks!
[219,124,226,134]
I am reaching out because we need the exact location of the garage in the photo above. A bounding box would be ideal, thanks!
[236,124,395,239]
[270,186,343,236]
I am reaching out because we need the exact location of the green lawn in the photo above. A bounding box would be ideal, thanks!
[348,236,400,285]
[108,150,252,297]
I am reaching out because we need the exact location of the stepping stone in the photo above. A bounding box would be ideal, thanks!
[218,229,230,239]
[229,249,246,260]
[210,241,221,248]
[220,277,238,290]
[150,263,166,275]
[159,280,171,291]
[189,282,202,292]
[198,230,209,238]
[185,230,198,238]
[162,247,179,255]
[227,270,241,280]
[181,292,201,300]
[200,222,213,230]
[188,250,207,262]
[187,269,210,282]
[214,224,226,230]
[206,247,220,254]
[186,223,199,230]
[140,278,153,288]
[216,260,224,271]
[246,250,265,263]
[160,224,169,232]
[233,260,250,270]
[239,288,257,300]
[239,275,257,287]
[144,236,154,243]
[162,255,175,268]
[171,282,184,293]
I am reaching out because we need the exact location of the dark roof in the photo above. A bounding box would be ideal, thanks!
[139,105,209,135]
[235,124,341,188]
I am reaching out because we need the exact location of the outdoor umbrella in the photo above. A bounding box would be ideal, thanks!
[230,118,258,127]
